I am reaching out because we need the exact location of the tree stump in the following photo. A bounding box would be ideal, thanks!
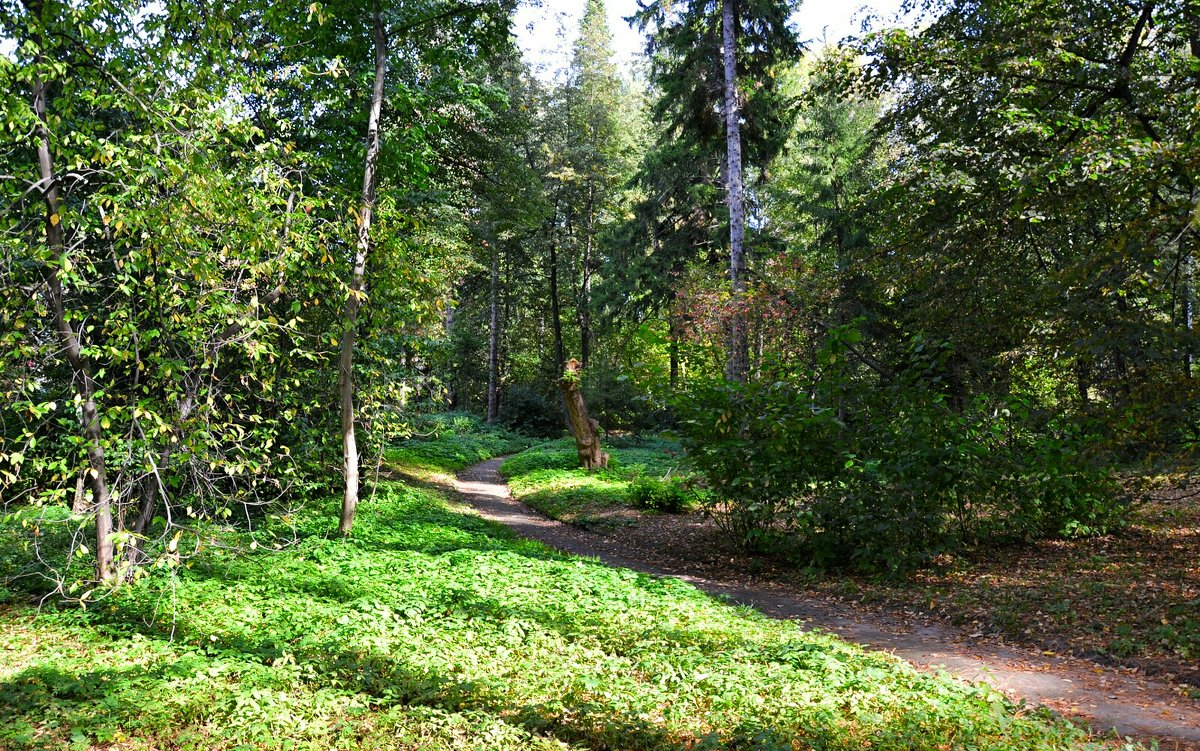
[559,359,609,470]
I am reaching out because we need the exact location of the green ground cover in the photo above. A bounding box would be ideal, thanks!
[0,432,1122,751]
[501,431,1200,687]
[384,412,535,476]
[499,436,696,528]
[501,431,1200,691]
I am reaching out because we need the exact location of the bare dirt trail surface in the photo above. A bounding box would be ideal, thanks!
[456,458,1200,749]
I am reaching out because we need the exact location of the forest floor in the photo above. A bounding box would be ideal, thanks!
[454,456,1200,749]
[501,438,1200,694]
[5,422,1127,751]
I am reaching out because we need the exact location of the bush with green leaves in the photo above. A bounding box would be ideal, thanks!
[676,336,1126,573]
[676,379,844,552]
[626,475,696,512]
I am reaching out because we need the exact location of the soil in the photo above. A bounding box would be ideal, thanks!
[456,457,1200,749]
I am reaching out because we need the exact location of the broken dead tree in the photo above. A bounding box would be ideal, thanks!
[558,359,609,470]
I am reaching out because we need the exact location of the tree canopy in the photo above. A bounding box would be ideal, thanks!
[1,0,1197,580]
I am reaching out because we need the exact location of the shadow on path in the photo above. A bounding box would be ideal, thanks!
[456,457,1200,748]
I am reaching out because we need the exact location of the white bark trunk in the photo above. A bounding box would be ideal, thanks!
[340,7,388,536]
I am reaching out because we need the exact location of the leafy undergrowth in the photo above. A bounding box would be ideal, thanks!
[794,490,1200,690]
[0,480,1122,750]
[500,436,697,529]
[385,412,534,482]
[471,425,1199,693]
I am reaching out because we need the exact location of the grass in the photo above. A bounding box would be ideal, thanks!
[500,436,696,529]
[0,428,1124,750]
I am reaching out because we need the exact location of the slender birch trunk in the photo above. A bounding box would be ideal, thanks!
[1186,250,1195,376]
[721,0,749,383]
[26,0,116,581]
[669,314,681,390]
[339,6,387,536]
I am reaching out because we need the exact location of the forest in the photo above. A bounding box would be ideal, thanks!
[1,0,1199,748]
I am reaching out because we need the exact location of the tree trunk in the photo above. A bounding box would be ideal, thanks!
[1185,250,1195,376]
[1075,358,1091,407]
[125,444,173,570]
[339,7,387,537]
[502,244,512,392]
[559,359,608,470]
[721,0,749,383]
[669,283,682,390]
[444,302,458,408]
[578,186,595,368]
[72,473,88,515]
[27,0,116,581]
[669,317,680,390]
[549,238,566,370]
[486,244,501,423]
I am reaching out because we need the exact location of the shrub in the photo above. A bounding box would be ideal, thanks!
[498,384,563,438]
[675,339,1126,573]
[627,475,695,513]
[415,411,487,436]
[582,363,675,432]
[676,379,843,552]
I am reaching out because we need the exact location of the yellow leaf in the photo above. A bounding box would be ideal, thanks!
[49,213,60,226]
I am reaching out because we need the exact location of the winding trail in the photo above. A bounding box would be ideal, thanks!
[456,458,1200,748]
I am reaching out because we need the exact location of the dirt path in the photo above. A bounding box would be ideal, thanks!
[456,458,1200,748]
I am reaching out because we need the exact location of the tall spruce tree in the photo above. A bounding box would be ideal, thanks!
[622,0,801,381]
[562,0,626,369]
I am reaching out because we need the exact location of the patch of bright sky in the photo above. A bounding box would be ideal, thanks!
[514,0,915,81]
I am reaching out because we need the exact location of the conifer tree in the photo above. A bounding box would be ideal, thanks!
[624,0,801,381]
[562,0,627,368]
